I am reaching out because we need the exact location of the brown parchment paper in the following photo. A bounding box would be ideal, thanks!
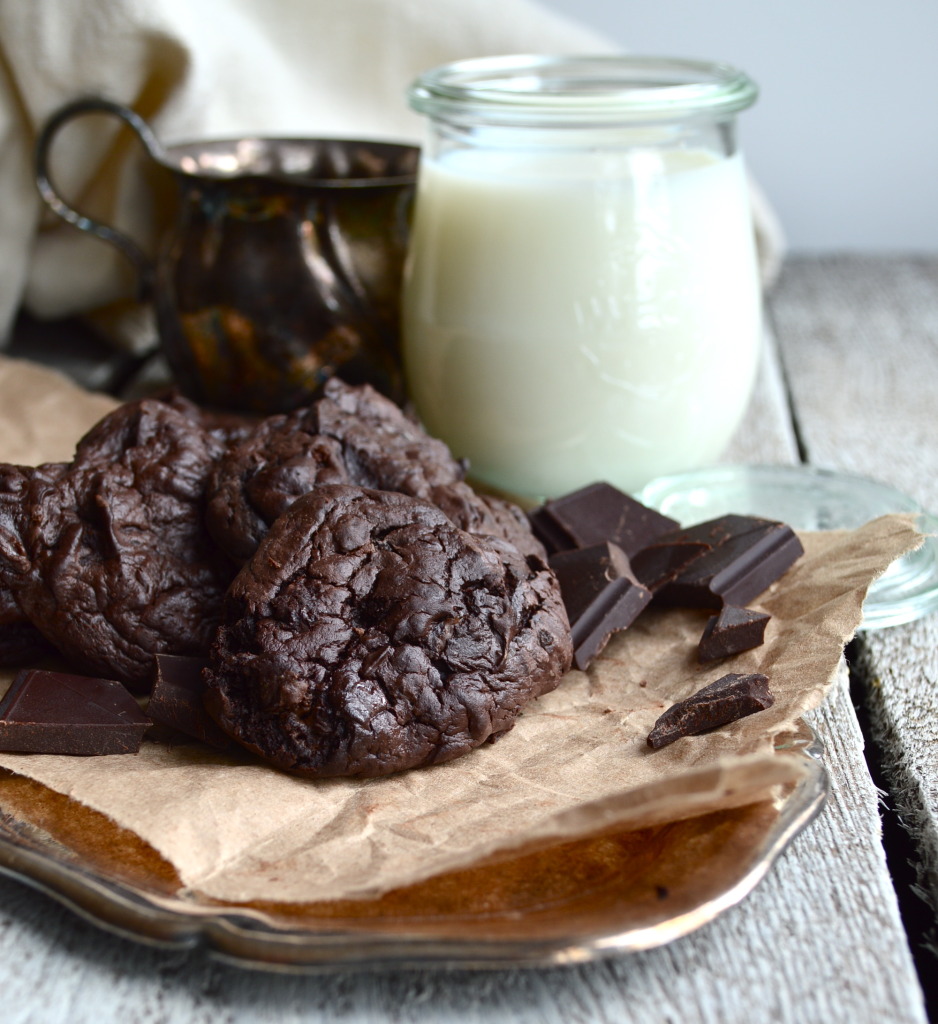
[0,355,923,904]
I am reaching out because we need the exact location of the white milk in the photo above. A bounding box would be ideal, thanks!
[402,146,762,502]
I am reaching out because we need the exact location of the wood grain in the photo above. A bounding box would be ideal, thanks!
[772,254,938,930]
[0,262,931,1022]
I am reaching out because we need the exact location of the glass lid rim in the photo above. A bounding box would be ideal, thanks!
[408,54,758,123]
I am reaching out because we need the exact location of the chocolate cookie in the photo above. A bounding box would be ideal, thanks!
[205,378,545,566]
[0,400,234,691]
[204,378,466,563]
[155,389,259,447]
[312,377,465,496]
[205,485,572,777]
[206,417,349,563]
[428,482,548,563]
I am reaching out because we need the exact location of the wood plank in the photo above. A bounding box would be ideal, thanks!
[769,256,938,503]
[771,255,938,926]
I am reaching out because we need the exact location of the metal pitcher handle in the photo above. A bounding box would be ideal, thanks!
[34,98,167,302]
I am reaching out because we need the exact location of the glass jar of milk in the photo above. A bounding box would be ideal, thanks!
[402,56,762,503]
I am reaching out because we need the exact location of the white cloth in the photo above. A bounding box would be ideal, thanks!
[0,0,783,352]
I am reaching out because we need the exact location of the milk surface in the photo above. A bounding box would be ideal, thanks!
[402,146,762,501]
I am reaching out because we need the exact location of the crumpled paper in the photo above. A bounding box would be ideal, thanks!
[0,356,920,903]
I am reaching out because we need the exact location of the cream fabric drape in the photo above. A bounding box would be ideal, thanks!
[0,0,783,353]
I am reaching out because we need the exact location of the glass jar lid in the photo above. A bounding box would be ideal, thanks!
[408,55,758,127]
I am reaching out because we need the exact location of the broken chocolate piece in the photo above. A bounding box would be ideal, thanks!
[528,504,578,555]
[530,482,678,557]
[634,514,780,594]
[0,669,151,755]
[656,514,778,550]
[549,542,652,671]
[647,672,774,749]
[148,654,234,750]
[698,606,770,663]
[654,520,804,609]
[631,540,710,592]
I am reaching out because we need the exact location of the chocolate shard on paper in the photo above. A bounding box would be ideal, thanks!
[530,482,678,557]
[148,654,235,751]
[0,669,151,755]
[633,514,779,594]
[698,605,771,663]
[647,672,774,750]
[656,513,780,550]
[528,504,579,556]
[654,520,804,610]
[549,541,652,671]
[631,540,710,592]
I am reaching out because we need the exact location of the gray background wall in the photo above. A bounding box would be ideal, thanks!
[537,0,938,252]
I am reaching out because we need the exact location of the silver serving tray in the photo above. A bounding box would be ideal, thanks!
[0,723,826,973]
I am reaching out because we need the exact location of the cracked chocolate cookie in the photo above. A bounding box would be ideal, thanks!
[427,481,548,563]
[156,389,259,447]
[0,399,235,691]
[205,378,465,563]
[313,377,465,495]
[205,485,572,777]
[206,418,349,563]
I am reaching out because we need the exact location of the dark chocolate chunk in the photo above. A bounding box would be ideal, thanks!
[205,485,572,778]
[528,504,578,555]
[698,606,771,663]
[0,669,151,755]
[647,672,774,749]
[654,521,804,609]
[656,514,779,549]
[549,542,652,671]
[634,514,777,595]
[529,483,678,557]
[631,540,710,592]
[148,655,235,750]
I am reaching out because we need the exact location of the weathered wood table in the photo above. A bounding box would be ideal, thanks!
[2,254,935,1023]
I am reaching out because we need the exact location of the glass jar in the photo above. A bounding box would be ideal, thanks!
[401,55,762,503]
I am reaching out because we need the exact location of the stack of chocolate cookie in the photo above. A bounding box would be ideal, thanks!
[0,379,807,775]
[0,380,572,777]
